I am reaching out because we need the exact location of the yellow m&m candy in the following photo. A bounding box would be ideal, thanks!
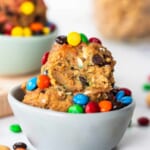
[20,1,35,15]
[43,27,51,35]
[23,27,32,37]
[11,26,24,36]
[67,32,81,46]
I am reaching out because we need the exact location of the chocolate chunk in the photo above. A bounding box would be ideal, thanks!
[112,101,124,110]
[13,142,27,150]
[55,35,67,44]
[34,15,42,22]
[41,90,45,93]
[79,76,89,86]
[92,54,104,66]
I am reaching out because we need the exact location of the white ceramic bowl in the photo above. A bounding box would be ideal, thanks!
[0,29,57,76]
[8,85,135,150]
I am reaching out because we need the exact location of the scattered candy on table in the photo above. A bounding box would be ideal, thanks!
[146,93,150,107]
[137,117,150,126]
[9,124,22,133]
[13,142,27,150]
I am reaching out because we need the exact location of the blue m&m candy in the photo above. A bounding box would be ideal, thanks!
[73,93,89,105]
[26,77,37,91]
[119,96,133,105]
[116,90,125,100]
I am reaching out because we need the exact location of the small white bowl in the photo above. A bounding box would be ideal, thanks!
[0,29,57,76]
[8,85,135,150]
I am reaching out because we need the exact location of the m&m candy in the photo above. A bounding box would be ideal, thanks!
[37,75,50,89]
[67,32,81,46]
[20,1,35,15]
[80,33,89,44]
[13,142,27,150]
[89,37,102,44]
[26,77,37,91]
[137,117,149,126]
[11,26,24,36]
[85,101,99,113]
[9,124,22,133]
[99,100,112,112]
[41,51,49,65]
[73,93,89,105]
[68,104,84,113]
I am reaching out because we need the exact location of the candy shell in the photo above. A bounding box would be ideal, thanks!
[68,104,84,113]
[10,124,22,133]
[11,26,24,36]
[43,27,50,35]
[137,117,149,126]
[116,90,125,100]
[37,75,50,89]
[20,1,35,15]
[26,77,37,91]
[55,35,67,44]
[23,27,32,37]
[13,142,27,150]
[143,83,150,91]
[41,51,49,65]
[3,22,13,35]
[30,22,44,32]
[67,32,81,46]
[73,93,89,105]
[119,88,132,96]
[85,101,99,113]
[80,33,89,44]
[146,93,150,107]
[89,37,102,44]
[119,96,132,105]
[99,100,112,112]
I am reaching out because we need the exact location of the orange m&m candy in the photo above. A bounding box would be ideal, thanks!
[37,75,50,89]
[30,22,44,32]
[98,100,112,112]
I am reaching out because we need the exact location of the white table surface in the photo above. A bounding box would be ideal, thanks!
[0,0,150,149]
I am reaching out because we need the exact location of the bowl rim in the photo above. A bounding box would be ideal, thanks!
[0,28,58,41]
[8,85,136,117]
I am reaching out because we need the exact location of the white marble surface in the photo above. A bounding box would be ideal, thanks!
[0,0,150,149]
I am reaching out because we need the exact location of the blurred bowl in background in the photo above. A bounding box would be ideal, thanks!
[0,29,57,76]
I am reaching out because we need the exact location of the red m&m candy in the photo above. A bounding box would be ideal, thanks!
[119,88,132,96]
[41,51,49,65]
[89,37,102,44]
[85,101,99,113]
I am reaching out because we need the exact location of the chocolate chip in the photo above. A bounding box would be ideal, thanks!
[55,35,67,44]
[13,142,27,150]
[112,101,124,110]
[34,15,42,22]
[41,90,45,93]
[92,54,104,66]
[79,76,89,86]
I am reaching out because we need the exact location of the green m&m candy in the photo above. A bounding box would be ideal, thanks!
[9,124,22,133]
[68,104,84,113]
[80,33,89,44]
[143,83,150,91]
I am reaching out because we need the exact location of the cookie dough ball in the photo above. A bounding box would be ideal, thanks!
[22,32,116,112]
[93,0,150,40]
